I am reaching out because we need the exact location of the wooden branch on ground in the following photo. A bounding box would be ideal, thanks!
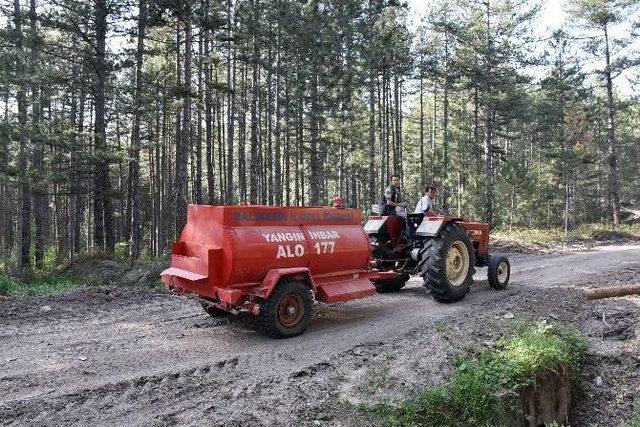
[585,285,640,300]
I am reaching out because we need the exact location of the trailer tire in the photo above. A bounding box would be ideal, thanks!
[257,279,314,338]
[488,254,510,290]
[200,302,229,318]
[418,223,475,303]
[373,274,409,293]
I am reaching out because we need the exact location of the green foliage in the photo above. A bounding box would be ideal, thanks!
[43,247,59,270]
[114,242,130,261]
[0,275,16,295]
[359,322,587,427]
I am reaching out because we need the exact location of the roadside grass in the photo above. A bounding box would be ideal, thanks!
[358,321,587,427]
[0,250,167,297]
[621,402,640,427]
[0,272,86,297]
[492,223,640,248]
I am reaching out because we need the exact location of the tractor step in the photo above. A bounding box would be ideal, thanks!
[316,278,377,304]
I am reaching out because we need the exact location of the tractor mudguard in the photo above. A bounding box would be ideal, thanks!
[363,216,387,234]
[256,267,316,299]
[415,219,445,237]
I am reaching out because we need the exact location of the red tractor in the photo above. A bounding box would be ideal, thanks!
[365,213,510,302]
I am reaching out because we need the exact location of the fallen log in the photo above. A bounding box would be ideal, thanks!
[585,285,640,300]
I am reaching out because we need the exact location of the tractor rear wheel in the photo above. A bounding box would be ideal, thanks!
[257,279,314,338]
[488,254,510,290]
[417,223,476,303]
[373,273,409,293]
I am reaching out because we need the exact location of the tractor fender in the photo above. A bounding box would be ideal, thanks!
[416,219,445,237]
[363,216,387,234]
[256,267,316,299]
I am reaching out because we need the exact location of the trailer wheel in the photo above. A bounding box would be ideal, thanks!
[488,254,510,290]
[258,279,314,339]
[373,274,409,293]
[200,302,229,318]
[418,223,476,303]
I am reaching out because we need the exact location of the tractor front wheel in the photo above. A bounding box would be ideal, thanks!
[373,273,409,293]
[257,279,314,338]
[488,254,510,290]
[418,223,476,303]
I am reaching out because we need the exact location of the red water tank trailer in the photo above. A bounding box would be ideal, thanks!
[161,205,376,337]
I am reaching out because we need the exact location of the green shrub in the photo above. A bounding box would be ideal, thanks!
[0,275,19,295]
[114,242,130,261]
[360,322,587,427]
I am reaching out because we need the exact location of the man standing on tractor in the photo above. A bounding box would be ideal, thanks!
[380,174,407,216]
[414,185,437,216]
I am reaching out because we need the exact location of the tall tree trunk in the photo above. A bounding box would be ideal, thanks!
[159,94,168,253]
[30,0,46,269]
[442,28,450,209]
[308,0,321,206]
[238,64,249,203]
[153,101,162,255]
[225,0,235,203]
[71,87,85,255]
[483,0,494,224]
[603,24,621,225]
[249,14,260,204]
[266,49,274,204]
[367,0,377,207]
[378,76,384,195]
[249,50,259,203]
[194,28,203,204]
[115,118,124,242]
[368,69,376,207]
[419,64,425,184]
[176,12,191,232]
[171,21,182,236]
[14,0,31,272]
[274,39,282,205]
[238,64,247,202]
[217,85,224,202]
[204,23,215,205]
[1,92,10,256]
[93,0,114,253]
[393,74,401,176]
[128,0,146,260]
[296,66,305,205]
[473,84,480,168]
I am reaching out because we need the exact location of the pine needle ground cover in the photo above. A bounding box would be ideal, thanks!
[360,322,587,427]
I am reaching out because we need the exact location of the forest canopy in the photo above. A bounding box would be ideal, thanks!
[0,0,638,270]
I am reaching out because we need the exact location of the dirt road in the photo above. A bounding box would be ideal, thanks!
[1,244,639,426]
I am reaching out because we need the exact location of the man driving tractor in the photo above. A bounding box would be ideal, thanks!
[380,173,407,216]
